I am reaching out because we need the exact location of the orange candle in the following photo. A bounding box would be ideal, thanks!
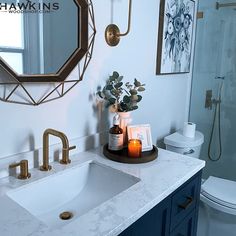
[128,139,142,158]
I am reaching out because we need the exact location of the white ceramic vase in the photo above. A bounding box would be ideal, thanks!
[118,111,132,145]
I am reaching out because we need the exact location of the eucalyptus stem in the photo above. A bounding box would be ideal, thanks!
[97,71,146,112]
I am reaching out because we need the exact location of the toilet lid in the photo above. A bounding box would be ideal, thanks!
[201,176,236,209]
[164,130,204,148]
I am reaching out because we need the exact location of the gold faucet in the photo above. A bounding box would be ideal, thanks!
[40,128,76,171]
[9,160,31,180]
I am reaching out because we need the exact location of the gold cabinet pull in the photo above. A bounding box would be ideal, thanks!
[178,197,193,210]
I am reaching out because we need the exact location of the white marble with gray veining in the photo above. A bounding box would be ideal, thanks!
[0,148,205,236]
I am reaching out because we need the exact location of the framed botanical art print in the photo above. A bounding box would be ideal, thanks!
[156,0,195,75]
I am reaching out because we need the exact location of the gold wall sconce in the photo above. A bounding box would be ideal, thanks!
[105,0,132,46]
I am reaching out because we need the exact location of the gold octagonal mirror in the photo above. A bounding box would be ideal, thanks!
[0,0,96,105]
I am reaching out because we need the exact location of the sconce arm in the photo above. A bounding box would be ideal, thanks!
[118,0,132,36]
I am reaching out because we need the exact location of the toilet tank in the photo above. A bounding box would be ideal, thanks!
[164,130,204,158]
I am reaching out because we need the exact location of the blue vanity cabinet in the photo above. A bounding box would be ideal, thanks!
[170,210,197,236]
[119,197,171,236]
[119,171,201,236]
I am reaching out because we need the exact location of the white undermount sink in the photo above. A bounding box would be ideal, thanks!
[7,161,140,227]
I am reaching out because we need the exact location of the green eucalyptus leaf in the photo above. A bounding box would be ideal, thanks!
[108,98,116,105]
[110,89,116,96]
[134,79,141,87]
[113,71,119,79]
[111,89,119,96]
[125,82,132,90]
[117,76,124,82]
[106,85,113,90]
[130,89,138,95]
[103,90,110,98]
[120,102,128,112]
[137,95,142,102]
[123,95,131,104]
[114,82,123,89]
[97,91,104,99]
[131,100,137,105]
[109,76,115,82]
[131,95,139,101]
[138,87,145,92]
[132,106,139,110]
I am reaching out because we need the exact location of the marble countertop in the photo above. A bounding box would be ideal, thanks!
[0,147,205,236]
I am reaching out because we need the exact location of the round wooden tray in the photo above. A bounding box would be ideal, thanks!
[103,144,158,164]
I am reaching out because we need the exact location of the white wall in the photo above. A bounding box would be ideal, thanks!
[0,0,197,159]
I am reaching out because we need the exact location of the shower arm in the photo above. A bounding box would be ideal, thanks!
[216,2,236,10]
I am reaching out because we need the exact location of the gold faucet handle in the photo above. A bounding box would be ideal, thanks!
[9,160,31,180]
[60,145,76,165]
[69,145,76,151]
[9,162,20,169]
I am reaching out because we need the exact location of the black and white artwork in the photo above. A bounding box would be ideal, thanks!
[156,0,195,74]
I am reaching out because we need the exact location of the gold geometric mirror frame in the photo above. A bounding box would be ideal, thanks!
[0,0,96,106]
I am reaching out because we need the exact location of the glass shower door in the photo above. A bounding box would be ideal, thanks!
[189,0,236,180]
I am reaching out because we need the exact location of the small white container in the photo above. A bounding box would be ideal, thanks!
[164,130,204,158]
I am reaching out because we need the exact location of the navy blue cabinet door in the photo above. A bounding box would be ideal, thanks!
[119,198,171,236]
[170,174,201,231]
[170,211,196,236]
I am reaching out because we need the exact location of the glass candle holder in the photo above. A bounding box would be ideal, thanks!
[128,139,142,158]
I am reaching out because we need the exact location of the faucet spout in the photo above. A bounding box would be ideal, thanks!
[40,129,76,171]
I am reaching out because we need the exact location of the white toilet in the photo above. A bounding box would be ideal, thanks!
[164,130,236,236]
[164,130,204,158]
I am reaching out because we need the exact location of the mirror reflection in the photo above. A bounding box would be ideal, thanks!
[0,0,79,75]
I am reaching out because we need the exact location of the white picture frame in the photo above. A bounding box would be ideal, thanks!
[127,124,153,152]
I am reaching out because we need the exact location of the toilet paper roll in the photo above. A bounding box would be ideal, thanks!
[183,122,196,138]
